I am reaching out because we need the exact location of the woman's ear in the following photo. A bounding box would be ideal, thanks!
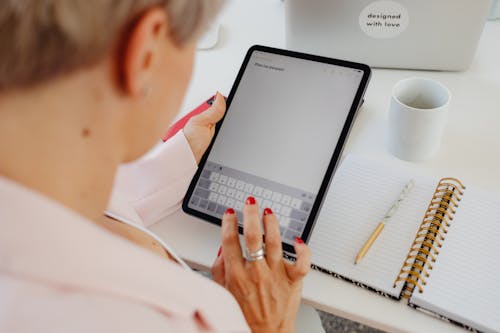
[120,7,170,97]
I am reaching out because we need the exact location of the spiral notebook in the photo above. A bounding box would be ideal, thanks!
[308,154,500,333]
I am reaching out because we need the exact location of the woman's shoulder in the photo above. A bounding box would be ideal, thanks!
[0,177,249,333]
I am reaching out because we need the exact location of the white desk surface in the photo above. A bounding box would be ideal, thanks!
[150,1,500,332]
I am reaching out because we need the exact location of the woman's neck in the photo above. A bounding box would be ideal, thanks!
[0,70,125,222]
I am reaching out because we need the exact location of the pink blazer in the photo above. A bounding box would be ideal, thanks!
[108,131,199,227]
[0,131,250,333]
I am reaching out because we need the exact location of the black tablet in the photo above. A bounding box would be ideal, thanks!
[183,45,371,255]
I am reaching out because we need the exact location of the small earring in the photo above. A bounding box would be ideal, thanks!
[142,85,150,98]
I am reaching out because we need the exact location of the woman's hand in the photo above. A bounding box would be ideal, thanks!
[211,197,312,333]
[183,92,226,164]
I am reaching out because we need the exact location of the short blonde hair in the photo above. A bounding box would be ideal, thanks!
[0,0,223,91]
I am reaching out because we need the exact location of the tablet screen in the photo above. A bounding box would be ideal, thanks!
[185,47,369,249]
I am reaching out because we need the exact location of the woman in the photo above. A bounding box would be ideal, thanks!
[0,1,312,332]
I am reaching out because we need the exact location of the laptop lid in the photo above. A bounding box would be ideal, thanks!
[285,0,491,71]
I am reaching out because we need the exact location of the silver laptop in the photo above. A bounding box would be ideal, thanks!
[285,0,491,71]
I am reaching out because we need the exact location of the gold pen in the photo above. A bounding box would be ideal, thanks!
[355,179,415,265]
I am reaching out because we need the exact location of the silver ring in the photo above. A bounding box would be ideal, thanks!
[245,246,266,262]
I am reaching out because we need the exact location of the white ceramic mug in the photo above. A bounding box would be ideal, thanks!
[387,77,450,161]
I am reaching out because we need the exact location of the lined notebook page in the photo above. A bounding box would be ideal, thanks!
[309,154,437,297]
[410,187,500,333]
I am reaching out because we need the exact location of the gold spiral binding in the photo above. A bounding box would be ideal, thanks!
[393,177,466,299]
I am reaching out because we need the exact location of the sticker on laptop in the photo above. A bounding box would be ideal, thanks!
[359,1,409,39]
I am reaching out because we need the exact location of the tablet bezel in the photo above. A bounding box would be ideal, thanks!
[182,45,371,255]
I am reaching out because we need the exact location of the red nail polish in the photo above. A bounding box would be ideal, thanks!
[217,246,222,257]
[246,196,256,205]
[263,208,273,215]
[225,208,235,215]
[295,237,304,244]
